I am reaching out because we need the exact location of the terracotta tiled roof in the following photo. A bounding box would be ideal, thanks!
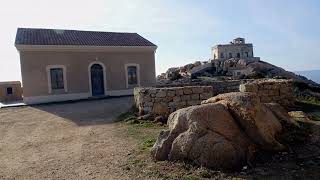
[15,28,156,47]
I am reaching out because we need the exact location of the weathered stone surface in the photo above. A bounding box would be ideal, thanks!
[134,86,213,117]
[239,79,295,107]
[151,103,253,169]
[153,103,169,116]
[152,92,292,169]
[202,92,284,151]
[181,95,191,101]
[187,100,201,106]
[156,90,167,98]
[176,89,184,95]
[200,93,212,100]
[288,111,312,123]
[265,103,299,127]
[167,90,176,97]
[192,87,204,94]
[183,88,193,95]
[191,94,200,100]
[154,116,167,124]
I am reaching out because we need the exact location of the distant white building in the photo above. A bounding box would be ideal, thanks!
[191,38,260,78]
[212,38,259,61]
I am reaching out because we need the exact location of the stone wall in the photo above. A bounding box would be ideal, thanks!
[239,79,295,107]
[134,86,213,117]
[157,79,252,95]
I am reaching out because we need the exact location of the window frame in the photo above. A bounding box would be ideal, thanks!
[46,65,67,94]
[124,63,140,88]
[6,87,13,95]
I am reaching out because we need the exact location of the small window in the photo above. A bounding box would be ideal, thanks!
[229,53,233,58]
[6,87,13,95]
[127,66,138,85]
[214,54,216,59]
[220,53,224,58]
[50,68,64,90]
[237,53,240,58]
[245,52,249,57]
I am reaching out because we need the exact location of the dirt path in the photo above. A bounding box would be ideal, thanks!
[0,97,136,180]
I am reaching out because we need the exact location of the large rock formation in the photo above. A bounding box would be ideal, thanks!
[202,92,285,151]
[158,61,205,81]
[157,59,317,86]
[151,92,293,169]
[246,60,315,84]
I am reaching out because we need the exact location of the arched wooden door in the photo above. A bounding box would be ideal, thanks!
[90,64,105,96]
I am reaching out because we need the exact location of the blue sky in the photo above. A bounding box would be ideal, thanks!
[0,0,319,81]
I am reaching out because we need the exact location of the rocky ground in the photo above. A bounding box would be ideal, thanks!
[119,97,320,180]
[0,96,319,179]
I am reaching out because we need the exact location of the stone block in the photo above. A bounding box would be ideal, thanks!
[144,102,153,107]
[143,106,152,114]
[260,96,271,103]
[181,95,191,101]
[176,89,184,95]
[268,90,279,96]
[187,100,201,106]
[167,90,176,97]
[203,86,213,93]
[153,103,169,116]
[163,97,173,103]
[178,101,187,106]
[168,101,176,107]
[200,93,212,100]
[192,87,204,94]
[191,94,200,100]
[143,96,151,102]
[184,88,193,95]
[265,85,273,90]
[173,96,181,102]
[154,98,164,103]
[156,90,167,98]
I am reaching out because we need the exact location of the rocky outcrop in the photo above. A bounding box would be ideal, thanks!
[160,61,204,81]
[202,92,285,151]
[151,92,292,169]
[158,58,317,86]
[151,102,254,169]
[246,61,315,84]
[165,67,182,81]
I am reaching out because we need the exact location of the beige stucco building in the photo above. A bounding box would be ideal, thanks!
[0,81,23,102]
[15,28,157,104]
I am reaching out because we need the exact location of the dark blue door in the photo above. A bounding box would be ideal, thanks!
[91,64,105,96]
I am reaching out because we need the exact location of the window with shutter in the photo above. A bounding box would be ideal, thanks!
[50,68,64,90]
[6,87,13,95]
[127,66,137,85]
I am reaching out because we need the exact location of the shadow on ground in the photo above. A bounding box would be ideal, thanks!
[31,96,134,126]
